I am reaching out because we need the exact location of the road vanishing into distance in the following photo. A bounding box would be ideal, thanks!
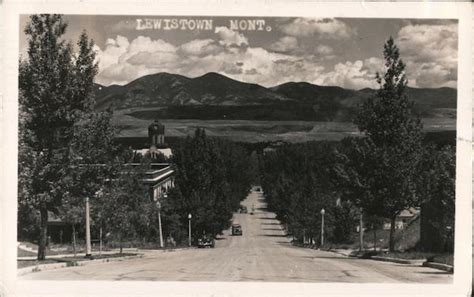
[22,190,452,283]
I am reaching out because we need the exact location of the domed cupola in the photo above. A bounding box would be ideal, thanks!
[148,119,165,147]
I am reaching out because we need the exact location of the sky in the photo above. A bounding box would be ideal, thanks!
[19,15,458,89]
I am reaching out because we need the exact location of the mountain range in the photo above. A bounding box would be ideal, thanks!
[94,72,456,122]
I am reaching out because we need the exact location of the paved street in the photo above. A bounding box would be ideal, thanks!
[21,190,452,282]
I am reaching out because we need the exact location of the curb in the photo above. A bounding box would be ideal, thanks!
[17,254,143,276]
[17,250,128,261]
[423,261,454,273]
[370,256,427,265]
[139,247,194,254]
[326,249,353,257]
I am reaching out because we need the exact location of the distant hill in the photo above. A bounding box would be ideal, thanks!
[94,72,291,110]
[94,72,456,121]
[270,82,456,118]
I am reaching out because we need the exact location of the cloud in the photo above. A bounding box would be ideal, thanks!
[95,36,129,72]
[214,26,248,47]
[178,39,221,56]
[128,36,176,54]
[269,36,298,53]
[94,35,181,85]
[220,62,243,75]
[314,45,333,55]
[362,57,384,74]
[278,18,353,39]
[396,23,457,88]
[318,59,379,90]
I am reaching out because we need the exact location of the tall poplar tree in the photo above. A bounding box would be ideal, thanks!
[353,37,423,251]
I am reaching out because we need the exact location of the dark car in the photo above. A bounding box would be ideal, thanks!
[232,224,243,236]
[197,235,215,248]
[239,205,248,213]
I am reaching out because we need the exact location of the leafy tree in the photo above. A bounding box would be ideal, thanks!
[364,215,384,251]
[98,164,152,253]
[348,37,423,251]
[61,111,119,252]
[19,15,74,260]
[417,145,455,252]
[18,15,99,259]
[57,193,84,256]
[331,201,357,244]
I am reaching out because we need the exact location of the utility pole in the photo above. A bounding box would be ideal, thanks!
[188,213,192,247]
[320,208,325,247]
[85,197,92,257]
[157,201,164,248]
[359,208,364,252]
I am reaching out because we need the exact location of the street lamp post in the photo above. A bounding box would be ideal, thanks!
[85,196,92,257]
[320,208,325,247]
[188,213,192,247]
[157,200,164,248]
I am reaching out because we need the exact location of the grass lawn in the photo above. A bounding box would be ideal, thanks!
[17,247,37,257]
[18,259,58,269]
[430,254,454,266]
[373,251,453,266]
[377,252,434,260]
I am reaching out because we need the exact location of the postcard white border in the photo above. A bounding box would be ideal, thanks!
[1,1,472,296]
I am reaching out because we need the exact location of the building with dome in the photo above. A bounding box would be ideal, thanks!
[134,120,172,159]
[44,120,175,244]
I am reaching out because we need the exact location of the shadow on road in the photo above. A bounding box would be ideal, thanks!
[300,255,358,261]
[261,228,283,231]
[260,222,281,226]
[258,217,277,221]
[418,271,452,275]
[259,234,288,237]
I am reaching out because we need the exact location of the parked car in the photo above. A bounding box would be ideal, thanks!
[239,205,248,213]
[197,235,215,248]
[232,224,243,236]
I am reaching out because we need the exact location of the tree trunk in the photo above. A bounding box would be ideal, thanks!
[37,207,48,260]
[359,209,364,251]
[389,216,396,252]
[99,226,103,256]
[72,224,77,257]
[373,227,377,252]
[119,233,123,254]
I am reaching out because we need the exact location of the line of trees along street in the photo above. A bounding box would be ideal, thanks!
[164,128,253,242]
[259,141,352,244]
[259,38,455,252]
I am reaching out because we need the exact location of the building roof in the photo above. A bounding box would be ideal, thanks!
[398,207,420,218]
[135,148,172,158]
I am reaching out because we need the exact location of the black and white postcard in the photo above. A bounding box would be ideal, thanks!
[1,1,472,296]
